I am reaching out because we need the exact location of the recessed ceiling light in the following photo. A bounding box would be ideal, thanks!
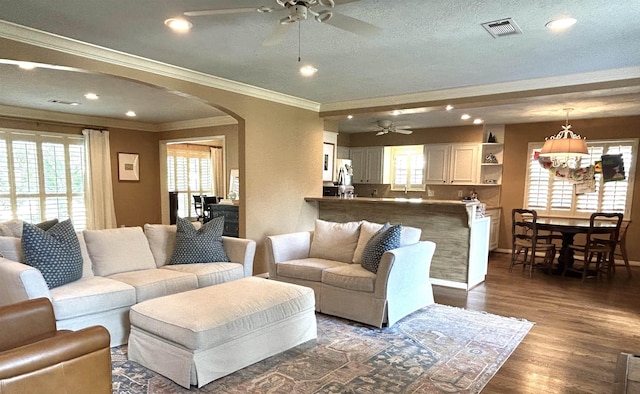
[347,115,353,119]
[473,118,483,124]
[126,111,137,117]
[546,17,577,30]
[299,65,318,77]
[445,105,454,111]
[461,114,471,120]
[18,62,36,70]
[84,92,99,100]
[164,18,192,33]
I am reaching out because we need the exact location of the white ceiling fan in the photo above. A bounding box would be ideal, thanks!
[183,0,381,46]
[375,120,413,136]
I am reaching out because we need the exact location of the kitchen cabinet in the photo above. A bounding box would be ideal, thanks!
[424,143,479,185]
[485,208,501,251]
[350,147,383,184]
[480,143,503,185]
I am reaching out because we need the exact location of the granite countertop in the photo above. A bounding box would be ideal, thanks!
[304,196,481,206]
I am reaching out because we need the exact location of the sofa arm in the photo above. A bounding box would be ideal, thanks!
[265,231,312,279]
[222,236,256,277]
[374,241,436,299]
[0,258,51,307]
[0,326,112,393]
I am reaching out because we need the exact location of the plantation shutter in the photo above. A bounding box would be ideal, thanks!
[524,139,637,218]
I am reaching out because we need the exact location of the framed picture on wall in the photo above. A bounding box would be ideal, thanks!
[118,152,140,181]
[322,142,335,182]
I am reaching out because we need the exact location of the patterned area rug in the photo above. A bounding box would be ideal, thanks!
[111,304,533,393]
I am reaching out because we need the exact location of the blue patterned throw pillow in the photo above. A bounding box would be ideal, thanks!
[169,216,230,264]
[361,223,402,274]
[22,219,83,289]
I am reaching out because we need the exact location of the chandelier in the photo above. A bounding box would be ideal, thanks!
[539,108,588,169]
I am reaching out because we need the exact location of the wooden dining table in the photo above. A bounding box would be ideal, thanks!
[534,217,619,275]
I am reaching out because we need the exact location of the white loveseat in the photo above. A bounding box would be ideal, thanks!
[0,224,256,346]
[266,220,436,328]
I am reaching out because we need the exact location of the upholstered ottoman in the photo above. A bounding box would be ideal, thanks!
[127,277,317,388]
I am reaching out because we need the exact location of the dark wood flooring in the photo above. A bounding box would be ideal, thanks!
[433,252,640,394]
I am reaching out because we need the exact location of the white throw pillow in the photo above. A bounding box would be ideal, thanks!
[353,220,423,264]
[83,227,156,277]
[352,220,385,263]
[308,219,361,264]
[0,236,23,262]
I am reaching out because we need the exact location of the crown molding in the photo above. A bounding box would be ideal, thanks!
[320,67,640,113]
[0,104,157,131]
[156,116,237,131]
[0,20,321,112]
[0,104,237,132]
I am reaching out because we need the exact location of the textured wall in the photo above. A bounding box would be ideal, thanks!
[315,200,472,283]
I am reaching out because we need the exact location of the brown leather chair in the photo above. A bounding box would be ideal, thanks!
[0,298,112,394]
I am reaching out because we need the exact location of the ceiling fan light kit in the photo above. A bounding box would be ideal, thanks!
[181,0,379,48]
[375,120,413,136]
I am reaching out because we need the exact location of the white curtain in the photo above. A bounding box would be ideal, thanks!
[83,129,117,229]
[211,147,224,198]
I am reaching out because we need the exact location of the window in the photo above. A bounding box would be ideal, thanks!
[389,145,425,191]
[0,129,86,229]
[166,145,213,219]
[524,139,637,218]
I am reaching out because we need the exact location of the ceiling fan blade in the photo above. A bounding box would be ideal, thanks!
[394,129,413,135]
[322,11,381,37]
[184,8,263,17]
[263,22,293,46]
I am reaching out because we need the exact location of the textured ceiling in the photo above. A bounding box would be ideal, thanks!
[0,0,639,132]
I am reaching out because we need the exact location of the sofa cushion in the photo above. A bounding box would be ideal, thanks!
[322,264,376,292]
[361,224,402,274]
[161,263,244,288]
[49,276,136,320]
[22,219,83,289]
[0,218,59,237]
[353,220,422,264]
[0,232,93,278]
[169,217,229,265]
[276,258,346,282]
[83,227,157,277]
[76,232,94,278]
[144,222,202,267]
[107,268,198,303]
[308,219,361,264]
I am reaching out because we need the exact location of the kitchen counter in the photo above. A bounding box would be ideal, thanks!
[305,196,490,290]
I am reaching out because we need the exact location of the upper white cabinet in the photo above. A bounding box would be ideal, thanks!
[350,147,384,184]
[424,143,479,185]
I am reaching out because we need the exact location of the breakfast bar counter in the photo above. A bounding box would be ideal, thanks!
[305,197,490,290]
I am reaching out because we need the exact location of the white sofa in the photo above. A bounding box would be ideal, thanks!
[266,220,436,328]
[0,224,256,346]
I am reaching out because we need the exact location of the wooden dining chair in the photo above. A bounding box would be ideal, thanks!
[510,209,557,277]
[610,220,632,278]
[564,212,623,282]
[193,195,205,222]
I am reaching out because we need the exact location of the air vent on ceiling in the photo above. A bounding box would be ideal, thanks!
[481,18,522,38]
